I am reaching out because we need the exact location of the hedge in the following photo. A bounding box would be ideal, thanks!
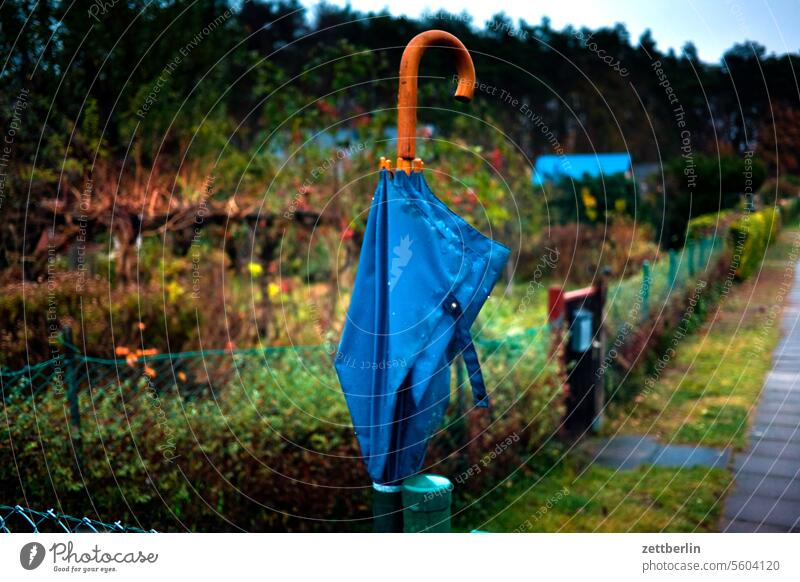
[688,205,784,281]
[729,206,781,280]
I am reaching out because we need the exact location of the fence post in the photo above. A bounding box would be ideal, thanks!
[699,236,709,269]
[640,261,651,320]
[687,240,696,277]
[668,249,678,294]
[62,326,81,433]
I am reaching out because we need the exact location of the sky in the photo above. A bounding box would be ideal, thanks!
[300,0,800,63]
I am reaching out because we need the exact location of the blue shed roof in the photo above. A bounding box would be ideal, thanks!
[532,152,632,186]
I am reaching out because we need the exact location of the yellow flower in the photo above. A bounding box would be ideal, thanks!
[165,280,184,302]
[248,262,263,277]
[581,187,598,221]
[268,282,280,299]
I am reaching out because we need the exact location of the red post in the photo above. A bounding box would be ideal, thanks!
[548,285,565,323]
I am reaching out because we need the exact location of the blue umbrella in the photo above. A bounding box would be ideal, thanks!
[335,31,510,489]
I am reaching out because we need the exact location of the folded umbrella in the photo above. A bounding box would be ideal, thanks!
[335,30,510,488]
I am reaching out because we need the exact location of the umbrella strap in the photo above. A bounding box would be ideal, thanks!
[457,328,489,408]
[444,295,489,409]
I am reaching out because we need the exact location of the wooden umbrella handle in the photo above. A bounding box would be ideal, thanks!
[396,30,476,168]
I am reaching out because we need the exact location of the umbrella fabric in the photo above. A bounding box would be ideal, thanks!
[335,169,510,486]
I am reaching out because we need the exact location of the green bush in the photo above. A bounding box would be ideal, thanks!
[729,207,781,280]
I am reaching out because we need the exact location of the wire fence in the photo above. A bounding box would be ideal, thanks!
[0,505,155,533]
[0,323,552,429]
[605,235,725,339]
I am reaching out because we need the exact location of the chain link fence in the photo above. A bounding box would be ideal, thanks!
[0,505,154,533]
[605,235,724,339]
[0,326,551,429]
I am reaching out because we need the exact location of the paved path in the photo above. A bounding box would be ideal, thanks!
[722,266,800,532]
[583,435,729,471]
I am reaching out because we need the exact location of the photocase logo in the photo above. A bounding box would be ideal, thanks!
[20,542,46,570]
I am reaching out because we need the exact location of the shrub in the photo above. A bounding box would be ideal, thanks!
[518,223,603,286]
[0,275,198,368]
[548,173,638,225]
[729,207,781,280]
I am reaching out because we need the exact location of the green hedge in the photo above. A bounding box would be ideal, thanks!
[729,207,781,280]
[687,206,783,281]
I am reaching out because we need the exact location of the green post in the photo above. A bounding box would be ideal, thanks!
[402,474,452,532]
[699,236,709,269]
[372,484,404,532]
[668,249,678,294]
[62,326,81,432]
[640,260,651,320]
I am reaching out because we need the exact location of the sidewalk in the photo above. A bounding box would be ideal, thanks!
[723,264,800,532]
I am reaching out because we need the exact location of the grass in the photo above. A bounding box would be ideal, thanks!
[455,457,730,532]
[461,226,799,532]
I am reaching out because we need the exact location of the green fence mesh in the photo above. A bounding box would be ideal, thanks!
[604,235,724,340]
[1,325,552,427]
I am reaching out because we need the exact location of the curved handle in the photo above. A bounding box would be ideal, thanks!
[397,30,476,163]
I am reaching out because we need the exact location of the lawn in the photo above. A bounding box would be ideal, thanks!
[455,458,729,532]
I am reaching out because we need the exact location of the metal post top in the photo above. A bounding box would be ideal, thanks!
[402,474,453,494]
